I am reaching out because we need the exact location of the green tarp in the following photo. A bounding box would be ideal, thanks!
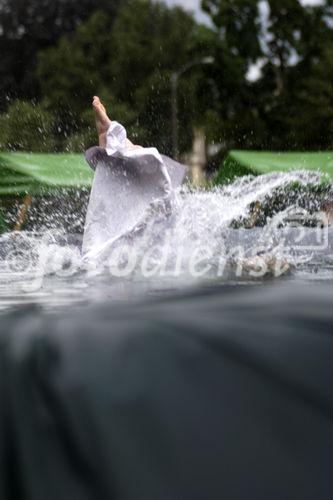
[3,150,333,195]
[0,152,93,196]
[216,150,333,184]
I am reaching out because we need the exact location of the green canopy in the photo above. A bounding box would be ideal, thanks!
[0,152,93,196]
[216,150,333,184]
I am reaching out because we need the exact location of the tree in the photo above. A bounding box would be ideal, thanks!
[0,0,125,110]
[201,0,264,150]
[0,100,55,152]
[202,0,333,151]
[264,39,333,150]
[202,0,262,63]
[258,0,333,149]
[108,0,205,152]
[37,1,215,154]
[37,10,112,139]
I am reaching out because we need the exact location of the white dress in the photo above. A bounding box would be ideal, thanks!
[82,121,187,262]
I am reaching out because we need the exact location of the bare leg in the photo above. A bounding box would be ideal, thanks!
[92,96,111,148]
[92,95,142,150]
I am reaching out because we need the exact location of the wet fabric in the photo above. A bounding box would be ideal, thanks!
[82,122,187,261]
[0,282,333,500]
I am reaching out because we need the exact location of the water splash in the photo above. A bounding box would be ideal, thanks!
[0,170,331,287]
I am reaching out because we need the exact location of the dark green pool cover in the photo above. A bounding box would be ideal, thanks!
[216,150,333,184]
[0,283,333,500]
[0,152,93,196]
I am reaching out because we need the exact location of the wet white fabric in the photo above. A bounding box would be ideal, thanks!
[82,121,187,262]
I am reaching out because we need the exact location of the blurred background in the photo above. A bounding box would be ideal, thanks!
[0,0,332,158]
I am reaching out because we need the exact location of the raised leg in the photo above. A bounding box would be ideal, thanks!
[92,96,111,148]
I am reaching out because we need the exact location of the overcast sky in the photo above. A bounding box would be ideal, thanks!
[161,0,325,25]
[161,0,210,24]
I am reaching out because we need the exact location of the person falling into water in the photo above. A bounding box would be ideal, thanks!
[82,96,187,261]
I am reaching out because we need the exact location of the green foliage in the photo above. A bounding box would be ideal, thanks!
[107,1,200,152]
[37,11,111,120]
[36,1,212,154]
[202,0,333,151]
[0,101,56,152]
[214,157,257,185]
[109,2,196,98]
[202,0,262,62]
[0,0,125,110]
[0,206,7,234]
[64,128,97,153]
[1,0,332,158]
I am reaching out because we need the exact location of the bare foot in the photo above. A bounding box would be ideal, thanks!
[92,96,111,148]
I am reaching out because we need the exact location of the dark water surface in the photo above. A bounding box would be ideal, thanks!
[1,277,332,500]
[0,228,332,499]
[0,225,332,319]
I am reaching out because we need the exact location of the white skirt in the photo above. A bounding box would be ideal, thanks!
[82,121,187,263]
